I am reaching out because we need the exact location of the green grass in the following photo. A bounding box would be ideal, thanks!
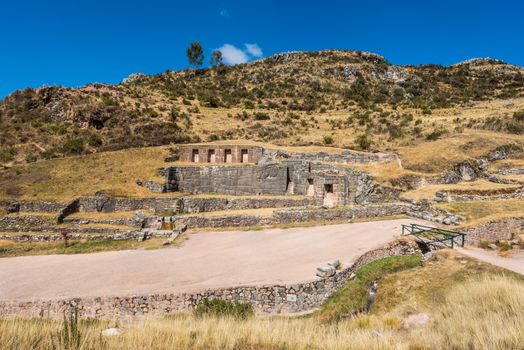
[315,254,422,322]
[193,299,254,320]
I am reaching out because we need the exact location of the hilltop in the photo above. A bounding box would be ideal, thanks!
[1,49,523,165]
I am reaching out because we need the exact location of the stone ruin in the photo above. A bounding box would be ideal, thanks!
[165,144,396,207]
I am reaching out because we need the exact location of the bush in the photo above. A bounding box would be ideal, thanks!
[513,110,524,122]
[62,137,85,155]
[0,147,17,163]
[323,135,334,145]
[426,129,446,141]
[254,112,270,121]
[355,134,372,150]
[193,299,254,319]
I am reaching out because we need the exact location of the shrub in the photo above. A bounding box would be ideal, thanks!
[497,241,511,252]
[426,129,446,141]
[254,112,270,121]
[355,134,372,150]
[193,299,254,319]
[323,135,334,145]
[513,110,524,122]
[62,137,85,155]
[0,147,17,163]
[25,153,38,163]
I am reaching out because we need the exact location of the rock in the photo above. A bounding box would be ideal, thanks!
[423,251,435,261]
[6,203,20,213]
[402,313,429,329]
[488,243,497,250]
[443,218,452,225]
[101,328,121,336]
[326,259,340,269]
[162,231,180,245]
[316,265,336,278]
[456,162,477,182]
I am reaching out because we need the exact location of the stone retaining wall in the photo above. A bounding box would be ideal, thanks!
[464,217,524,245]
[287,150,396,164]
[435,187,524,202]
[0,239,421,320]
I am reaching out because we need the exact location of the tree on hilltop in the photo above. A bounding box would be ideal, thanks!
[210,50,223,67]
[186,42,204,67]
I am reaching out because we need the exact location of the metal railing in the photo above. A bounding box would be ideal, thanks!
[402,223,466,248]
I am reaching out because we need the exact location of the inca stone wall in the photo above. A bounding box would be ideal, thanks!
[178,145,264,164]
[464,217,524,245]
[166,164,290,195]
[0,239,421,321]
[287,150,396,163]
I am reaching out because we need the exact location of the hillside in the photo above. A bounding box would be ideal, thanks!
[1,50,524,165]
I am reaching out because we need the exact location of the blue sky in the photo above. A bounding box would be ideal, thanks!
[1,0,523,98]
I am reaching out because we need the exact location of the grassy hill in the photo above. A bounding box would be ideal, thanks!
[1,50,524,165]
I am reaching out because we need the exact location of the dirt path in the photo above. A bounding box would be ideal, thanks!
[457,248,524,275]
[0,219,419,301]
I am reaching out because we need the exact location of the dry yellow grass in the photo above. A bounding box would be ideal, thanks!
[0,146,170,201]
[438,199,524,227]
[349,160,424,183]
[396,130,524,174]
[401,179,520,201]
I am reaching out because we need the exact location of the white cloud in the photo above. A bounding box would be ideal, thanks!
[218,44,249,65]
[244,43,263,57]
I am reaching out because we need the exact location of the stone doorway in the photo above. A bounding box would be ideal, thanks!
[323,184,334,207]
[241,149,249,163]
[306,179,315,196]
[192,149,199,162]
[224,149,232,163]
[208,149,216,163]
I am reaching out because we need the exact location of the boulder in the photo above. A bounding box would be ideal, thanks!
[327,259,340,269]
[316,265,336,278]
[5,203,20,213]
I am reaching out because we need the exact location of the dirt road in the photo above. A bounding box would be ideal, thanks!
[0,219,417,301]
[457,248,524,275]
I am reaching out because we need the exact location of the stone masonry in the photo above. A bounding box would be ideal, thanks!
[0,239,421,321]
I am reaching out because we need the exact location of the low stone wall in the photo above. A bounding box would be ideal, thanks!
[274,203,408,224]
[8,201,66,213]
[180,196,315,213]
[76,197,182,213]
[70,196,314,214]
[464,217,524,245]
[435,186,524,202]
[288,150,396,164]
[0,231,139,243]
[0,239,421,320]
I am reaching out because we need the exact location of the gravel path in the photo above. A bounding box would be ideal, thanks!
[0,219,418,301]
[457,247,524,275]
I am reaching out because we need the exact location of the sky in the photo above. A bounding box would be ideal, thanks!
[1,0,523,98]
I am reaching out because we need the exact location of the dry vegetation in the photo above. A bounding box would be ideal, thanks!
[1,50,524,166]
[401,179,521,201]
[1,250,522,350]
[0,146,170,201]
[438,198,524,227]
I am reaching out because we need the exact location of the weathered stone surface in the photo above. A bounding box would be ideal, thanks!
[465,217,524,246]
[316,265,336,278]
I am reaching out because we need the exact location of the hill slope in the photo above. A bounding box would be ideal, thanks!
[1,50,524,165]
